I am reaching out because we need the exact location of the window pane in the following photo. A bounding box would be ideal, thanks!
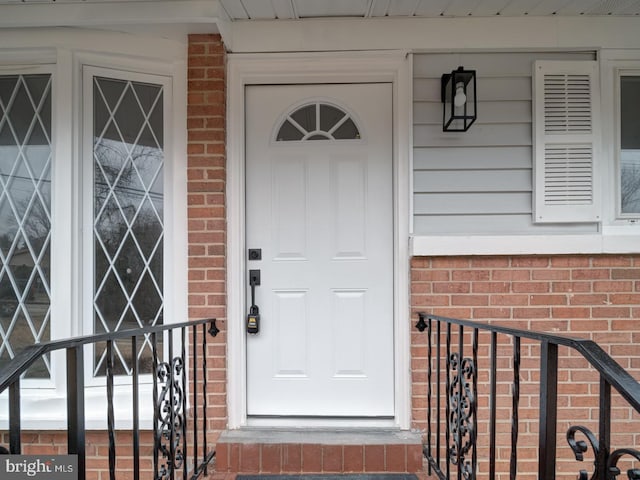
[621,76,640,214]
[0,74,52,378]
[92,76,164,376]
[276,120,304,141]
[319,104,345,132]
[333,118,360,140]
[290,104,315,133]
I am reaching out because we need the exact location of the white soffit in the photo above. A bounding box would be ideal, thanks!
[0,0,638,49]
[2,0,638,22]
[0,0,228,37]
[218,0,640,19]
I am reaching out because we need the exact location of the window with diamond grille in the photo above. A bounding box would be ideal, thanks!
[92,76,164,376]
[0,73,52,379]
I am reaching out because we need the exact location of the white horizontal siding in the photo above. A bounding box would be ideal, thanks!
[414,100,531,125]
[412,51,597,236]
[414,214,598,235]
[413,77,532,102]
[413,146,532,169]
[414,123,531,147]
[414,169,531,192]
[415,192,531,214]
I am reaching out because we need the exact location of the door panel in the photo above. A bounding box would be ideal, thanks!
[245,83,393,417]
[333,155,367,258]
[274,290,308,376]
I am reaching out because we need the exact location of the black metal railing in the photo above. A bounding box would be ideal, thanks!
[416,312,640,480]
[0,318,219,480]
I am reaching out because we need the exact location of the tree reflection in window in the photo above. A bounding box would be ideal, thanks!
[620,75,640,215]
[276,102,360,142]
[93,76,164,376]
[0,74,52,378]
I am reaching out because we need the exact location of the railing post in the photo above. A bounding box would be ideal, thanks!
[445,322,451,480]
[106,341,116,480]
[510,336,521,480]
[152,332,160,480]
[202,322,208,476]
[132,336,140,480]
[597,377,611,480]
[168,331,176,480]
[192,325,199,474]
[489,332,497,480]
[538,341,558,480]
[9,379,21,454]
[181,327,187,480]
[472,328,478,478]
[426,315,432,475]
[67,346,86,480]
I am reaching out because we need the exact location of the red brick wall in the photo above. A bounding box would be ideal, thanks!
[0,431,155,480]
[186,34,227,443]
[410,254,640,479]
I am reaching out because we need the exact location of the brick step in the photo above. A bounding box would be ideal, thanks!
[215,430,424,475]
[237,475,420,480]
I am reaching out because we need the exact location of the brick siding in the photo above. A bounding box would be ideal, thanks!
[186,34,227,446]
[0,431,155,480]
[410,254,640,479]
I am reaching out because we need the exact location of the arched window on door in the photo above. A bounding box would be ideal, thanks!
[276,102,361,142]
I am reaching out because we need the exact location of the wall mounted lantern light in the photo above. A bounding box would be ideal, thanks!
[441,66,477,132]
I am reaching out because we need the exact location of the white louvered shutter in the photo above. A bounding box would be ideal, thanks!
[533,61,600,223]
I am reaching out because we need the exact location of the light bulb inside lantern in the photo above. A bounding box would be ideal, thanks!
[453,82,466,108]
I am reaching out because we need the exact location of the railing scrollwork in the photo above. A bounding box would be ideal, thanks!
[608,448,640,480]
[156,356,185,480]
[567,426,601,480]
[448,352,476,480]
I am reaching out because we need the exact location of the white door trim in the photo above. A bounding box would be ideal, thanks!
[226,50,413,429]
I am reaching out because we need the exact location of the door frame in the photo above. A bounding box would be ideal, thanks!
[226,51,412,429]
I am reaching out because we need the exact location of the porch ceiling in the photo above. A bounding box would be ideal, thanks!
[0,0,639,19]
[0,0,638,51]
[219,0,640,19]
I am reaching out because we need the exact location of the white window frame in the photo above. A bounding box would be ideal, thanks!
[614,67,640,222]
[0,62,66,394]
[600,52,640,238]
[81,65,173,390]
[0,33,187,430]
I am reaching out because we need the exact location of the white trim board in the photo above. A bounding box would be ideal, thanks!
[0,0,226,38]
[226,51,413,430]
[411,233,640,256]
[226,16,640,53]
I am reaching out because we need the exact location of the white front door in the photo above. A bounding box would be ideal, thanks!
[245,83,393,417]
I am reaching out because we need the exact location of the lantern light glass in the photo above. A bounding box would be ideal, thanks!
[441,66,477,132]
